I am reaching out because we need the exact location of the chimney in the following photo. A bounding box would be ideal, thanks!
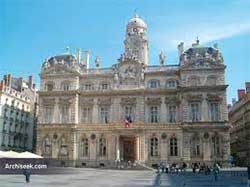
[7,74,12,87]
[77,48,81,64]
[3,74,7,86]
[28,75,33,89]
[245,82,250,93]
[177,42,184,57]
[84,50,90,70]
[232,98,236,105]
[237,89,245,100]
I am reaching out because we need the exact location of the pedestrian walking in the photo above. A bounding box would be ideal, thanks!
[23,169,31,183]
[212,163,220,182]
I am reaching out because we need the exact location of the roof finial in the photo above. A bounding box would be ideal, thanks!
[196,36,200,45]
[65,46,70,54]
[134,9,138,17]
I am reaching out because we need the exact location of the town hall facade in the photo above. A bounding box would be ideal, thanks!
[36,15,231,167]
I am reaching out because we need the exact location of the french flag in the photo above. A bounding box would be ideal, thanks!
[124,115,132,128]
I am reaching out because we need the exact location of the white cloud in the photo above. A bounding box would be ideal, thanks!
[152,21,250,52]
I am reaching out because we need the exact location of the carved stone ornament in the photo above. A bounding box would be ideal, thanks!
[161,133,167,140]
[186,94,203,102]
[43,98,56,106]
[58,98,73,105]
[80,98,94,105]
[165,96,180,104]
[146,97,162,105]
[120,97,137,105]
[97,98,112,105]
[206,94,222,101]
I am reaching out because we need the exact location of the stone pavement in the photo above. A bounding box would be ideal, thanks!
[0,168,248,187]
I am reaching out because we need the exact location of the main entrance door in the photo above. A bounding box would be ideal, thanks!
[120,136,136,161]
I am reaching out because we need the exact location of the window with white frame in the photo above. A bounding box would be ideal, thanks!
[149,106,159,123]
[189,102,201,122]
[100,83,108,90]
[212,135,221,157]
[168,105,176,123]
[98,137,106,156]
[59,105,70,123]
[170,137,178,156]
[81,107,92,123]
[124,105,134,120]
[150,137,159,157]
[166,80,176,88]
[43,106,54,123]
[61,82,71,91]
[192,136,201,157]
[148,80,160,88]
[99,106,109,124]
[209,102,220,121]
[80,138,89,157]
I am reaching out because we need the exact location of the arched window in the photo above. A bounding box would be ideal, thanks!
[166,80,177,88]
[170,137,178,156]
[148,80,160,88]
[61,81,71,91]
[98,137,106,156]
[212,135,221,157]
[150,137,159,157]
[188,76,200,87]
[81,138,89,157]
[45,82,54,91]
[192,136,201,157]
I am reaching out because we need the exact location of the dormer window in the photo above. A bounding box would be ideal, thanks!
[45,82,54,91]
[148,80,160,89]
[100,83,108,90]
[166,80,177,88]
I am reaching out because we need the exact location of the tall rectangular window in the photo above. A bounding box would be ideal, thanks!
[209,103,220,121]
[100,106,109,124]
[81,107,92,123]
[150,106,159,123]
[124,106,134,120]
[44,106,53,123]
[168,105,176,123]
[189,103,201,122]
[59,106,69,123]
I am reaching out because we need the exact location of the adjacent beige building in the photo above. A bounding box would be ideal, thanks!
[229,83,250,166]
[36,15,231,167]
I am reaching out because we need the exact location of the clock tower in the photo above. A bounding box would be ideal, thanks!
[123,14,149,65]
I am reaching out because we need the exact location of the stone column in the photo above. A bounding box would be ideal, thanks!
[116,135,120,161]
[136,136,140,160]
[201,95,208,121]
[182,133,191,162]
[54,98,59,123]
[160,97,167,123]
[203,134,211,161]
[92,99,98,124]
[72,130,78,160]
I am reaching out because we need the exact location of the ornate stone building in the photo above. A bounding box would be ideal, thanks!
[36,15,230,167]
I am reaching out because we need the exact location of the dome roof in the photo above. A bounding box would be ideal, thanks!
[127,14,147,29]
[41,53,81,73]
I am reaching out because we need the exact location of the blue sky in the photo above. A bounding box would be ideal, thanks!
[0,0,249,103]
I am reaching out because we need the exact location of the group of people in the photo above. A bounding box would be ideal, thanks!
[156,162,222,181]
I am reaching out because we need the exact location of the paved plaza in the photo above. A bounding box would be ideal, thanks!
[0,168,248,187]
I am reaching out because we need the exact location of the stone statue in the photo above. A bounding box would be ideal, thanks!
[159,51,165,65]
[95,56,100,68]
